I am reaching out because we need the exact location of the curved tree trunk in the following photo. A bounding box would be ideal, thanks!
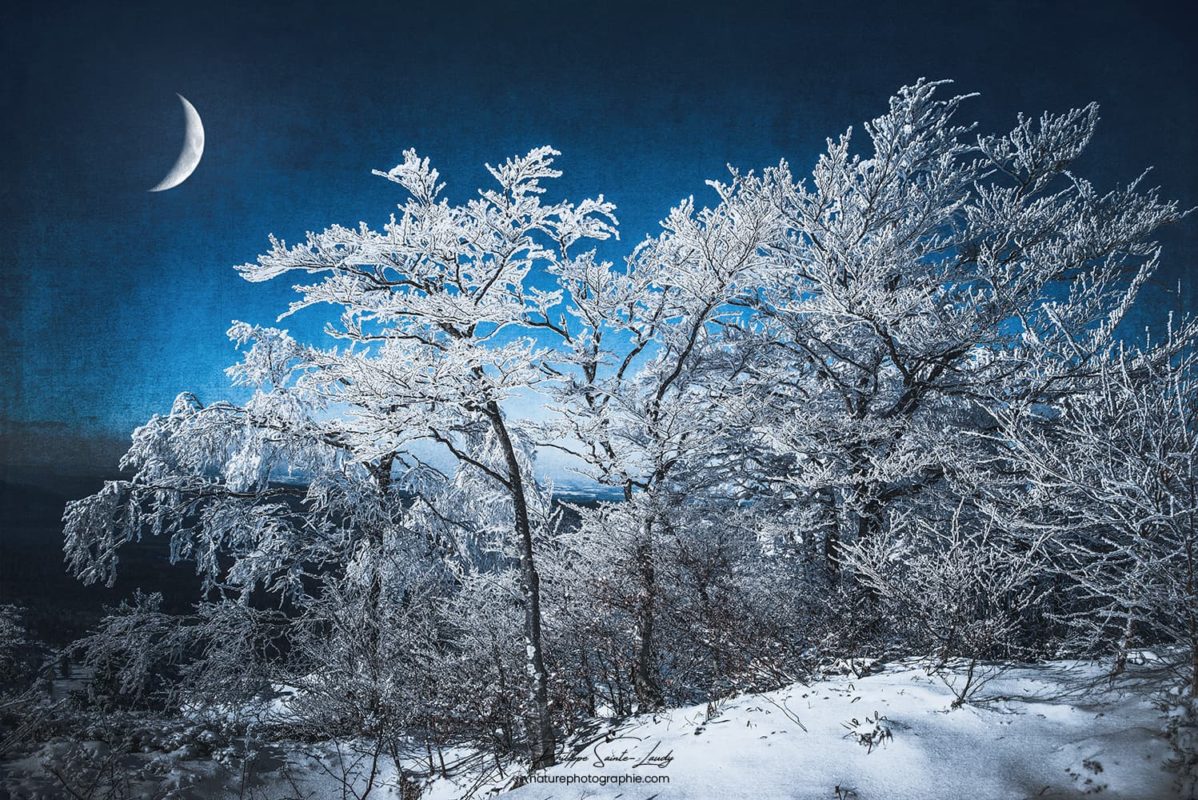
[486,401,556,768]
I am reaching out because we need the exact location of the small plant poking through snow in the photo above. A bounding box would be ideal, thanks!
[841,711,893,753]
[1065,756,1109,795]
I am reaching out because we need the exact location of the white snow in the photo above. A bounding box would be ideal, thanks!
[489,657,1181,800]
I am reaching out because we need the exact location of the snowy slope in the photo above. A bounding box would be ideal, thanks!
[480,658,1181,800]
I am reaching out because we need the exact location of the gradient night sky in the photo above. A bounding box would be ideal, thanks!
[1,0,1195,476]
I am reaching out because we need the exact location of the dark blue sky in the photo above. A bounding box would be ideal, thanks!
[2,0,1195,472]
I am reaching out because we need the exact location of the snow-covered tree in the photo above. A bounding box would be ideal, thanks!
[541,169,776,708]
[724,80,1184,590]
[986,325,1198,694]
[63,146,617,767]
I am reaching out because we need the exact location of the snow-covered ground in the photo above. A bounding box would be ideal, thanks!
[3,656,1187,799]
[486,657,1183,800]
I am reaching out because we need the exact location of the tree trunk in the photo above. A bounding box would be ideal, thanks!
[486,402,556,769]
[633,516,664,711]
[1111,615,1135,679]
[363,452,395,743]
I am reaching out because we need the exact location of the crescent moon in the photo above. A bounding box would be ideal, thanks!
[148,94,204,192]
